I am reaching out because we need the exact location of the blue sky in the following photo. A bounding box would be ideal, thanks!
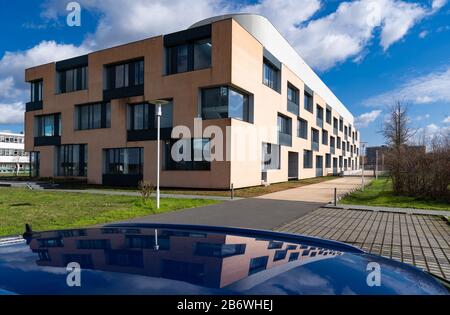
[0,0,449,146]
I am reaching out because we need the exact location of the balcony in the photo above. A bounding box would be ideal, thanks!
[127,128,173,142]
[330,146,335,155]
[26,100,43,112]
[316,117,323,129]
[34,136,61,147]
[333,127,338,136]
[311,141,319,152]
[287,100,299,116]
[278,132,292,147]
[103,84,144,101]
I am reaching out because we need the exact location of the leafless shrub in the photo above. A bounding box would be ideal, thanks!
[138,180,155,202]
[381,101,450,201]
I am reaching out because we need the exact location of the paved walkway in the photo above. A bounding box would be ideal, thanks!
[257,176,371,203]
[276,207,450,280]
[330,204,450,217]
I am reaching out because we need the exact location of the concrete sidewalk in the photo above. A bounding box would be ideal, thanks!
[257,176,371,203]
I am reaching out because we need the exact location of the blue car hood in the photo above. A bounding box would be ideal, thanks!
[0,224,448,295]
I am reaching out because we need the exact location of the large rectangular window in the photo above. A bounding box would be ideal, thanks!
[297,118,308,139]
[322,130,328,145]
[167,38,211,74]
[316,105,323,128]
[201,86,249,122]
[165,139,211,171]
[326,107,332,124]
[303,150,313,168]
[194,243,246,258]
[104,59,144,90]
[277,114,292,146]
[30,80,43,102]
[326,153,331,168]
[287,83,299,115]
[263,59,280,92]
[304,91,313,113]
[57,66,87,93]
[104,148,143,175]
[249,256,269,275]
[262,142,280,170]
[75,102,111,130]
[57,144,87,177]
[34,114,61,137]
[339,118,344,132]
[127,102,173,130]
[311,128,319,152]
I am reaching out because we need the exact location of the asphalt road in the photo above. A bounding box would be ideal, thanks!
[120,198,324,230]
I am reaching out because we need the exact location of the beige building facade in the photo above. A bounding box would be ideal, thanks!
[24,14,359,189]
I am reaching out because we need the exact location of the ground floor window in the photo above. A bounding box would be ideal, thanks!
[57,144,87,177]
[104,147,143,175]
[325,154,331,168]
[165,139,211,171]
[262,142,280,170]
[303,150,313,168]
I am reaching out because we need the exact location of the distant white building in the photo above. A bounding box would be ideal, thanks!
[0,132,30,173]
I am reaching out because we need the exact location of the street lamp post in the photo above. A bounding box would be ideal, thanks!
[360,141,368,191]
[150,99,169,209]
[375,150,379,180]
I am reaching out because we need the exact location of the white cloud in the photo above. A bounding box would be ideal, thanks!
[443,116,450,123]
[419,30,429,38]
[364,67,450,106]
[415,114,430,121]
[0,0,446,125]
[432,0,448,11]
[355,110,382,128]
[0,103,25,124]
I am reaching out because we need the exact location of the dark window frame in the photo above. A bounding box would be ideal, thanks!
[104,58,144,91]
[166,37,212,75]
[75,102,111,130]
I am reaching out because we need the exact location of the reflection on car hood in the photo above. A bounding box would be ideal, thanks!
[0,224,448,295]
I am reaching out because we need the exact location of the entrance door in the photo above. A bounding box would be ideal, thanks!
[333,157,338,175]
[316,155,323,177]
[288,152,299,180]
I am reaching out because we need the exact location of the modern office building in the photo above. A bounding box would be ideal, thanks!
[0,132,29,173]
[24,14,360,188]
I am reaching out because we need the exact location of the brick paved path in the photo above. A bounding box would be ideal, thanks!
[275,208,450,280]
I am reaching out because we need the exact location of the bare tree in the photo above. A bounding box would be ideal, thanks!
[381,102,414,194]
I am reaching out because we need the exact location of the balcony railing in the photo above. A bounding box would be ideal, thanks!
[333,127,338,136]
[316,117,323,129]
[330,147,335,155]
[287,100,299,116]
[311,141,319,152]
[278,132,292,147]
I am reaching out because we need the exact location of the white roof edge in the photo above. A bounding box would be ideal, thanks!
[191,14,354,125]
[0,132,25,137]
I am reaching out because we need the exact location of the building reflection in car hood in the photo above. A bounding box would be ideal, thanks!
[0,225,448,295]
[28,227,343,290]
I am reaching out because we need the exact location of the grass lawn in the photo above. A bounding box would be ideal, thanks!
[0,188,219,237]
[341,178,450,211]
